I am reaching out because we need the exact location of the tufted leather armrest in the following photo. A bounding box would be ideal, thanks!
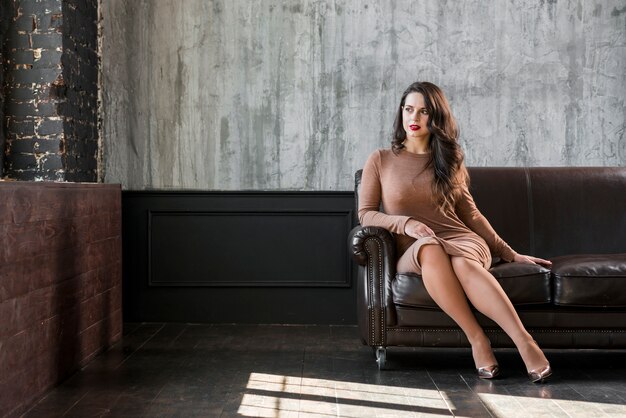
[349,225,398,342]
[349,225,396,265]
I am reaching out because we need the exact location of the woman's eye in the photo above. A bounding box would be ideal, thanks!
[404,107,413,112]
[419,109,429,115]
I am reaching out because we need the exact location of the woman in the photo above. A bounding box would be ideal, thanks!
[358,81,552,383]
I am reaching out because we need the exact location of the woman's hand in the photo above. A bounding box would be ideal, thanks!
[513,253,552,268]
[404,220,435,240]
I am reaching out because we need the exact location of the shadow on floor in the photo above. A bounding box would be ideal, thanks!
[23,323,626,417]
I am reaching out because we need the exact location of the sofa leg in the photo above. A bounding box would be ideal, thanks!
[374,346,387,370]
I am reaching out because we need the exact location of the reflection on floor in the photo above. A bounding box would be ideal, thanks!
[24,323,626,417]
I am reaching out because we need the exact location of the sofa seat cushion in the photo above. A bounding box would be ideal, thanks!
[393,262,551,309]
[489,262,552,304]
[552,254,626,307]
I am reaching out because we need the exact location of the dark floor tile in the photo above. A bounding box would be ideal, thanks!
[21,324,626,418]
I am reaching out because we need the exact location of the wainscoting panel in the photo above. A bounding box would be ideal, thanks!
[123,191,357,324]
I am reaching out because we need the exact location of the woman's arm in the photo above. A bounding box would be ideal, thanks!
[455,180,551,267]
[455,184,517,261]
[512,253,552,266]
[358,150,415,235]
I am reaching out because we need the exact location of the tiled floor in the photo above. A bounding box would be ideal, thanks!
[23,323,626,417]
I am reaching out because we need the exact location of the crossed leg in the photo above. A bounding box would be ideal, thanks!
[449,256,548,372]
[409,243,549,373]
[415,244,497,369]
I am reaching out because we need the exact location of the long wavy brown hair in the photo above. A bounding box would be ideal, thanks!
[391,81,467,213]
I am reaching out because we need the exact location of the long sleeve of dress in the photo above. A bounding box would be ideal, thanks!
[455,182,517,262]
[358,150,413,235]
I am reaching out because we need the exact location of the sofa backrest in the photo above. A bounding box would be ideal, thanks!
[355,167,626,259]
[527,168,626,257]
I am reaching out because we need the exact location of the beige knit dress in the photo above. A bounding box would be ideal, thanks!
[358,148,516,274]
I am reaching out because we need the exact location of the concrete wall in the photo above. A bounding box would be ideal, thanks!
[101,0,626,191]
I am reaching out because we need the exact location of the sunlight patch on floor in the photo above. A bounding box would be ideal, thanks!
[477,392,626,417]
[237,372,452,417]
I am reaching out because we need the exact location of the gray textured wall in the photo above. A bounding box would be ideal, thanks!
[101,0,626,191]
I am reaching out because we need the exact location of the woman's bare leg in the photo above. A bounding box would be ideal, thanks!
[417,245,497,369]
[450,256,548,372]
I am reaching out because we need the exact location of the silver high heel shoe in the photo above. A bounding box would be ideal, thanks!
[528,363,552,383]
[477,364,500,379]
[526,340,552,383]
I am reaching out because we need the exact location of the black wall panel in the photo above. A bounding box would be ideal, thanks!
[123,191,357,324]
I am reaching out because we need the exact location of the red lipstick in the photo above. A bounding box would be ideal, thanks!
[409,124,420,131]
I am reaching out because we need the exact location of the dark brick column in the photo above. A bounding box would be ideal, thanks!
[1,0,98,182]
[0,0,8,177]
[60,0,99,182]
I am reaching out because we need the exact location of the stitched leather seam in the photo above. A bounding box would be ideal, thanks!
[378,240,384,346]
[363,240,374,345]
[364,237,384,346]
[524,167,535,255]
[365,238,375,346]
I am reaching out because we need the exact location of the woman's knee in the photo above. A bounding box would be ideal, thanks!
[451,256,481,278]
[451,256,472,269]
[418,244,449,268]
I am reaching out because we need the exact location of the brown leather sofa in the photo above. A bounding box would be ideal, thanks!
[349,167,626,369]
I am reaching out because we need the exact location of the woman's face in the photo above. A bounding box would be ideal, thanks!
[402,92,430,142]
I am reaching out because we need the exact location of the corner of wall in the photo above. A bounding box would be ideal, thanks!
[96,0,104,183]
